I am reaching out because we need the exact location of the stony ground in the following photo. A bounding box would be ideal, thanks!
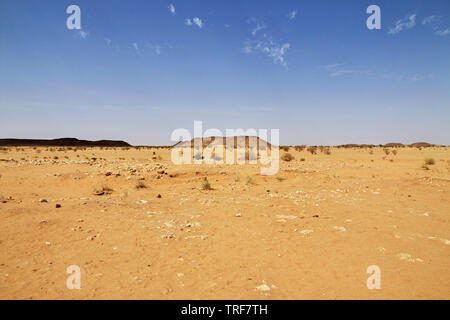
[0,146,449,299]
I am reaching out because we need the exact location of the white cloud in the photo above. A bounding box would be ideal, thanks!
[435,28,450,36]
[422,15,439,25]
[249,18,266,36]
[388,14,416,35]
[168,4,175,15]
[193,17,203,28]
[145,43,173,55]
[287,10,298,20]
[185,17,203,28]
[132,42,140,53]
[79,30,89,39]
[243,37,291,67]
[105,38,111,46]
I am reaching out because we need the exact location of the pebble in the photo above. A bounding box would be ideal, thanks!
[256,284,271,292]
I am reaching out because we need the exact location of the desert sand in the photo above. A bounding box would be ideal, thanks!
[0,145,449,299]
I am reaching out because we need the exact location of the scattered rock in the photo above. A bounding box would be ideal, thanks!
[256,283,271,292]
[333,226,346,232]
[55,204,61,208]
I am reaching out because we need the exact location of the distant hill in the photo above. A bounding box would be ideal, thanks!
[409,142,435,147]
[173,136,271,149]
[0,138,131,147]
[384,142,405,147]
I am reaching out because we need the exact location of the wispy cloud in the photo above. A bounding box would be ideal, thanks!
[168,4,175,15]
[422,15,439,25]
[388,14,416,35]
[321,63,358,77]
[132,42,140,54]
[248,18,266,36]
[322,62,430,82]
[185,17,203,28]
[287,10,298,20]
[244,18,291,67]
[79,30,89,39]
[420,14,449,36]
[105,38,111,47]
[145,43,174,55]
[243,37,291,67]
[193,17,203,28]
[435,28,450,36]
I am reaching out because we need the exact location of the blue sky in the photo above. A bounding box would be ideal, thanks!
[0,0,449,145]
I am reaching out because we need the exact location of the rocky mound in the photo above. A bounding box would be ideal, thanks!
[173,136,271,149]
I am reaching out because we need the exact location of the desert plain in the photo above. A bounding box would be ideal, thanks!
[0,145,449,299]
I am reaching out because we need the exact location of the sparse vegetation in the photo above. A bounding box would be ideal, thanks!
[307,146,317,155]
[322,147,331,155]
[246,175,256,185]
[392,149,397,155]
[201,177,212,190]
[424,158,435,165]
[281,152,295,162]
[276,177,286,182]
[136,180,148,189]
[383,148,390,155]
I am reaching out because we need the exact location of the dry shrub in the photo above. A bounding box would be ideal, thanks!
[424,158,435,165]
[201,177,212,190]
[307,146,317,155]
[392,149,397,155]
[281,152,295,162]
[294,145,306,152]
[383,148,390,155]
[246,175,256,185]
[136,180,148,189]
[281,146,290,152]
[322,147,331,155]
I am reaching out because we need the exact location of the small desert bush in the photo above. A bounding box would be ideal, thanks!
[276,177,286,182]
[136,180,148,189]
[246,175,256,185]
[424,158,435,165]
[307,146,317,155]
[300,158,305,161]
[294,145,306,152]
[322,147,331,155]
[383,148,390,155]
[201,177,212,190]
[281,152,295,162]
[281,146,290,152]
[392,149,397,155]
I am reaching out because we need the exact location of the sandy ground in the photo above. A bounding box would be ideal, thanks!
[0,146,449,300]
